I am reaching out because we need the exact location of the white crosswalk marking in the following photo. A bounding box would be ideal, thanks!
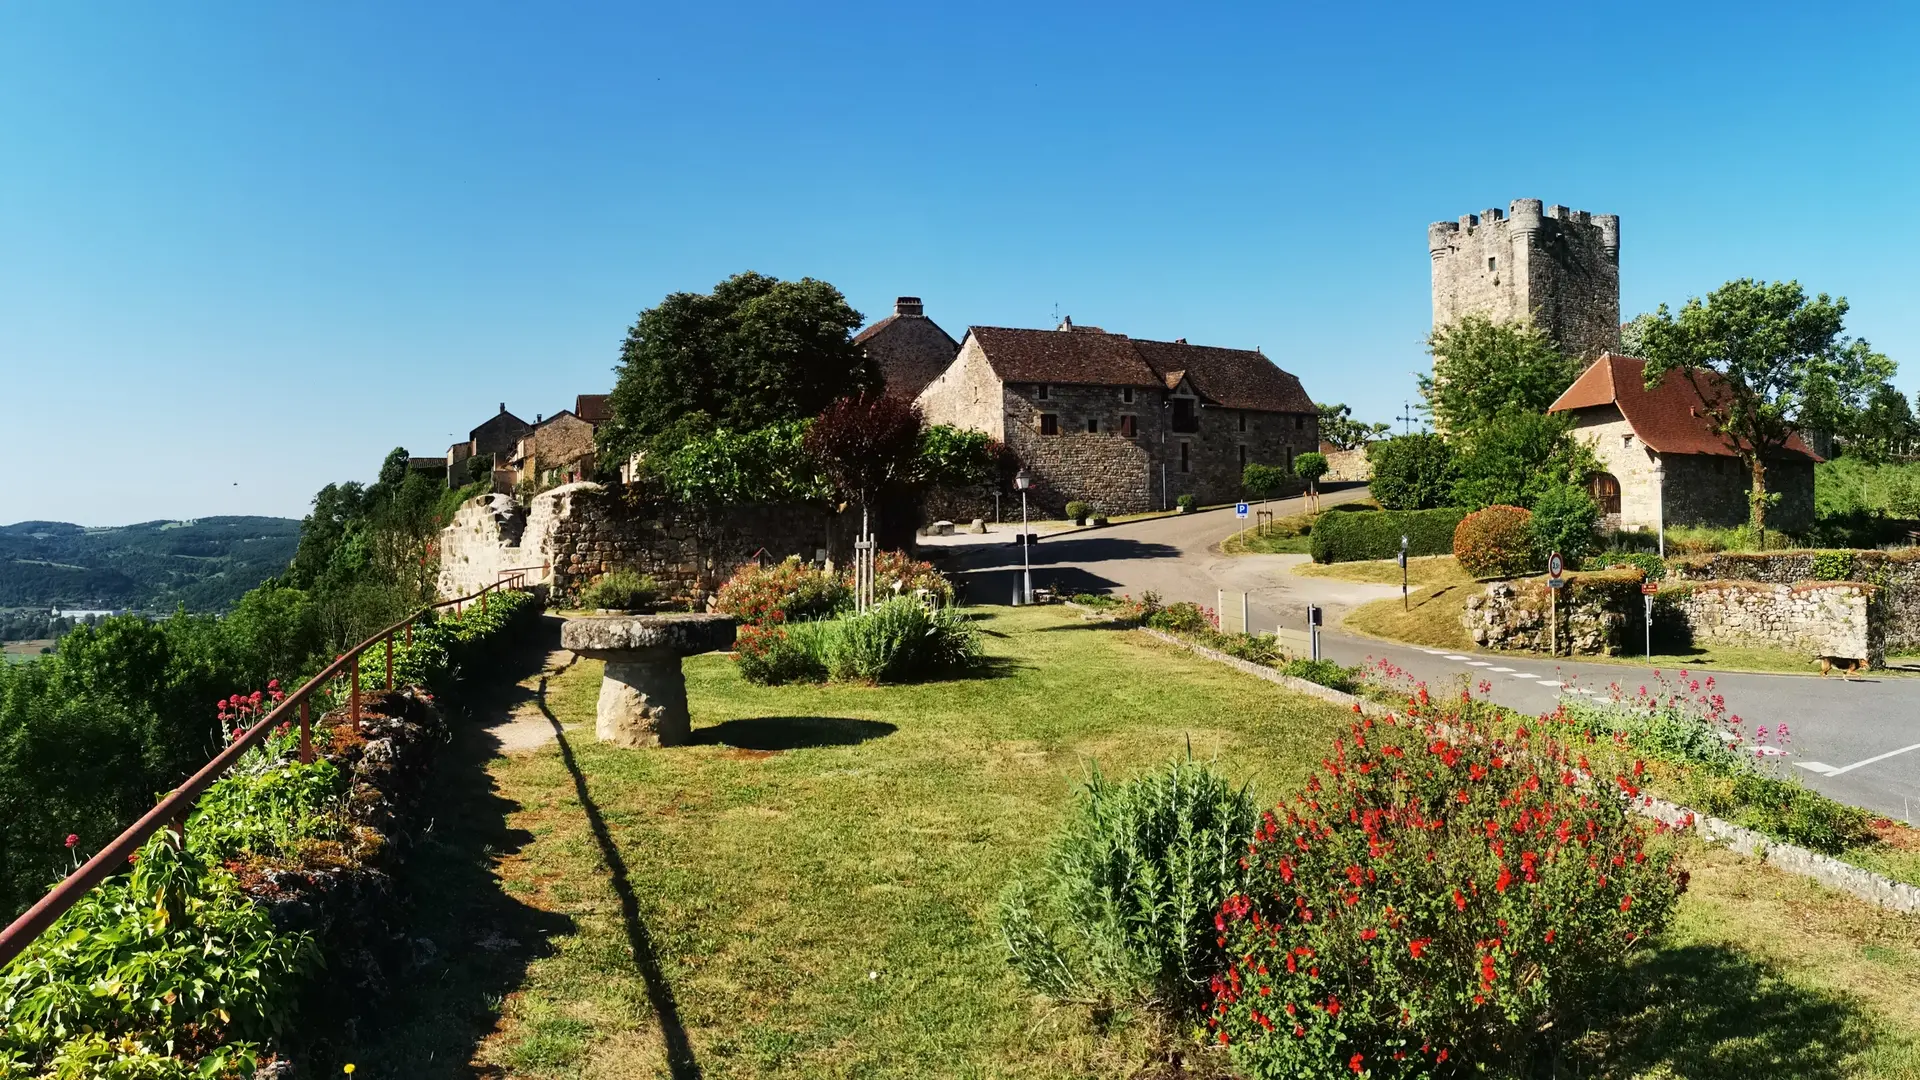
[1444,655,1467,661]
[1466,661,1491,667]
[1511,673,1539,679]
[1539,680,1564,688]
[1488,667,1514,673]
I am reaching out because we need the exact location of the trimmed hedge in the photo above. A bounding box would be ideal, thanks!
[1310,508,1468,564]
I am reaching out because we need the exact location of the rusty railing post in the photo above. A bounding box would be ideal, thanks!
[482,587,489,616]
[406,619,413,647]
[351,658,361,724]
[299,697,313,764]
[385,634,395,690]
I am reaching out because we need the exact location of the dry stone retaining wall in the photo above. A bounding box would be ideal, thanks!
[1666,549,1920,652]
[1320,447,1372,483]
[1663,581,1882,666]
[1464,573,1639,655]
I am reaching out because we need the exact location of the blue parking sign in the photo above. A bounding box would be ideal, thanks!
[1235,502,1249,518]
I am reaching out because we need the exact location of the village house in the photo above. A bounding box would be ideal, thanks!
[1549,354,1819,533]
[507,401,602,491]
[915,319,1319,514]
[854,296,962,402]
[446,404,533,490]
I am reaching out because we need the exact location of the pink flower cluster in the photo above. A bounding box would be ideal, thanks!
[216,679,286,745]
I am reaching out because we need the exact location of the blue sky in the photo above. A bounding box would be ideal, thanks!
[3,1,1916,525]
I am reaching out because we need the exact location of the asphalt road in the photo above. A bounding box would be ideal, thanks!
[929,491,1920,820]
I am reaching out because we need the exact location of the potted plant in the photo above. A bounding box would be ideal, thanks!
[1176,494,1198,514]
[1090,505,1109,527]
[1066,500,1090,526]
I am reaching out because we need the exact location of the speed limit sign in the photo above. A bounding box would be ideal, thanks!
[1548,551,1564,579]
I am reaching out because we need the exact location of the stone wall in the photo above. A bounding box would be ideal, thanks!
[1568,406,1661,530]
[1662,581,1882,666]
[1428,198,1620,362]
[1321,447,1372,483]
[1665,549,1920,651]
[437,482,854,605]
[915,337,1005,439]
[1463,572,1640,655]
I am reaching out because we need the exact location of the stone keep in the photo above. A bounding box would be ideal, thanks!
[1429,199,1621,362]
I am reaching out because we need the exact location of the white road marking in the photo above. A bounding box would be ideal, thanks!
[1795,761,1839,776]
[1827,741,1920,777]
[1444,655,1467,661]
[1466,661,1492,667]
[1488,667,1515,673]
[1422,649,1448,655]
[1539,680,1564,688]
[1510,672,1539,679]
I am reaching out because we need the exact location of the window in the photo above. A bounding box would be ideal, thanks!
[1294,414,1304,430]
[1488,256,1497,272]
[1038,413,1059,436]
[1122,387,1134,404]
[1180,442,1191,473]
[1119,414,1136,438]
[1085,417,1099,434]
[1036,384,1049,400]
[1286,446,1293,469]
[1238,412,1247,433]
[1589,472,1622,516]
[1237,444,1246,468]
[1171,397,1199,433]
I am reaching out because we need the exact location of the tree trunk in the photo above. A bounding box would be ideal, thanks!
[1748,454,1768,543]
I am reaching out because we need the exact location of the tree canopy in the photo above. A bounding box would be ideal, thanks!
[1638,278,1895,533]
[1449,410,1600,512]
[802,394,925,520]
[1421,315,1580,434]
[598,272,875,466]
[1316,403,1390,451]
[1366,435,1456,511]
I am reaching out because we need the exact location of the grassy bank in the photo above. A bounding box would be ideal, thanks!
[352,608,1920,1079]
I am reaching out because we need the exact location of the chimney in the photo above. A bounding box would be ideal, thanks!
[894,296,924,317]
[499,402,506,413]
[1174,338,1187,344]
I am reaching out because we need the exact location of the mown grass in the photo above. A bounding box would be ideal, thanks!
[1294,554,1474,588]
[351,608,1920,1079]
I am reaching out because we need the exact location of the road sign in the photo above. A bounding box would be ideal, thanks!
[1235,501,1249,519]
[1641,582,1659,596]
[1547,551,1564,579]
[1548,576,1567,589]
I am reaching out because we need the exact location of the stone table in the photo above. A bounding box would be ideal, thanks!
[559,613,737,748]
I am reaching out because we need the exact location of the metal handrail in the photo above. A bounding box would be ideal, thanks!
[0,572,533,970]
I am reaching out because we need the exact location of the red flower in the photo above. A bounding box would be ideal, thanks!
[1350,1053,1365,1073]
[1359,927,1378,941]
[1453,888,1467,910]
[1325,995,1341,1016]
[1437,1049,1449,1062]
[1408,937,1430,959]
[1620,894,1634,912]
[267,679,280,690]
[64,834,78,848]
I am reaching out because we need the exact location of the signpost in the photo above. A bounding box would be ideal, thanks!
[1307,604,1323,661]
[1547,551,1565,656]
[1399,534,1410,611]
[1642,580,1659,659]
[1236,501,1249,521]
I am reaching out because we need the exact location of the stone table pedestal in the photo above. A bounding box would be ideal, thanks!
[559,613,737,747]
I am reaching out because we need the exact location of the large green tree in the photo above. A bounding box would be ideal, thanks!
[1450,410,1600,511]
[598,272,875,468]
[1316,402,1391,451]
[1421,314,1580,434]
[1843,382,1919,463]
[1638,279,1895,535]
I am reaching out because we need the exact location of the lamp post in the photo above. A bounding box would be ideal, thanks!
[1013,467,1034,605]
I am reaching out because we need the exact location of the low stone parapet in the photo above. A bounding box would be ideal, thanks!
[1662,580,1882,667]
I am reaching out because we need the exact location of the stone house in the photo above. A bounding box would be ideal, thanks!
[509,410,600,491]
[915,320,1319,514]
[446,404,533,490]
[1549,354,1819,533]
[855,297,961,402]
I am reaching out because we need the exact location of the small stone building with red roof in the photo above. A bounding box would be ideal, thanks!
[1549,354,1819,533]
[916,319,1319,514]
[855,297,962,402]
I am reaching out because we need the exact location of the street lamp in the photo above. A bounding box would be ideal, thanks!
[1013,467,1034,605]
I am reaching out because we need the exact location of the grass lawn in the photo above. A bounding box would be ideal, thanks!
[1221,527,1310,555]
[1294,554,1474,588]
[350,608,1920,1079]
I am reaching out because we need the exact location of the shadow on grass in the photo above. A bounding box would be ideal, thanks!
[340,615,576,1078]
[1553,942,1890,1079]
[691,715,896,750]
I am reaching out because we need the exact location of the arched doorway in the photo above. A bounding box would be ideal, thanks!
[1588,472,1622,516]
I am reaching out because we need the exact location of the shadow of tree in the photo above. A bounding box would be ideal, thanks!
[690,715,896,750]
[1550,942,1890,1079]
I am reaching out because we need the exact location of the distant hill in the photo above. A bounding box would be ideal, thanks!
[0,516,302,612]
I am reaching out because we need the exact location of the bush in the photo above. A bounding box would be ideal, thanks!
[1065,500,1091,523]
[1278,657,1360,693]
[824,597,981,683]
[1366,434,1456,511]
[1592,551,1667,581]
[1449,410,1597,511]
[1293,452,1328,486]
[576,570,659,611]
[1147,601,1214,634]
[1177,494,1199,513]
[1529,483,1600,566]
[1000,757,1256,1014]
[733,623,828,685]
[715,557,851,625]
[1243,463,1288,500]
[1310,508,1467,564]
[1211,713,1685,1075]
[1452,504,1535,578]
[868,550,955,606]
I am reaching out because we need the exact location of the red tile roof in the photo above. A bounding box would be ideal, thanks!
[574,394,612,424]
[968,326,1314,414]
[1549,354,1820,461]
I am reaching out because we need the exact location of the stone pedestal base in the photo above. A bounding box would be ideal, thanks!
[596,649,690,748]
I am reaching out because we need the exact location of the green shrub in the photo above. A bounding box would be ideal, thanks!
[1278,657,1360,693]
[1811,549,1857,580]
[999,757,1256,1014]
[1528,483,1601,566]
[715,557,851,625]
[1243,463,1288,500]
[576,570,659,611]
[1309,508,1467,563]
[1452,504,1535,578]
[1177,494,1199,512]
[1065,500,1091,523]
[1366,434,1456,510]
[1293,452,1329,486]
[1592,551,1667,581]
[868,550,955,606]
[1146,601,1213,634]
[1069,593,1121,609]
[1212,713,1684,1075]
[823,598,981,684]
[733,622,828,685]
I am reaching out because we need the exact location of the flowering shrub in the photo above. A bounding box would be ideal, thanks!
[1209,708,1685,1076]
[715,557,851,627]
[868,550,954,606]
[734,622,827,685]
[1000,757,1256,1013]
[1452,504,1535,578]
[1147,601,1215,634]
